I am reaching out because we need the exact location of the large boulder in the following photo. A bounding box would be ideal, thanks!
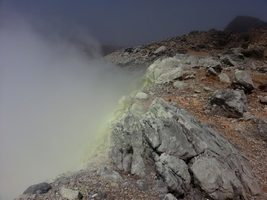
[110,98,260,199]
[145,55,220,85]
[190,155,247,200]
[145,57,185,84]
[232,70,255,94]
[208,89,247,118]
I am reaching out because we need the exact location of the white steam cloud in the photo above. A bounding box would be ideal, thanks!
[0,15,142,199]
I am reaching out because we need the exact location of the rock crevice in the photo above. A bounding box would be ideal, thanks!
[110,98,260,199]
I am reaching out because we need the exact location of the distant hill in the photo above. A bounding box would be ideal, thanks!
[225,16,267,32]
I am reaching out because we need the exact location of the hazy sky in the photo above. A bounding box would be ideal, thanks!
[1,0,267,46]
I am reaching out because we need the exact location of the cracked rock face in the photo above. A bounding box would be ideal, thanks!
[155,153,191,195]
[110,98,260,199]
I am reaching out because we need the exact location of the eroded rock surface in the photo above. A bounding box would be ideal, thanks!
[110,98,260,199]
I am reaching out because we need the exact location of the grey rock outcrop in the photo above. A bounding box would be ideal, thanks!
[155,153,191,195]
[191,155,246,200]
[145,55,220,85]
[23,182,52,195]
[110,98,260,199]
[232,70,255,93]
[208,89,247,118]
[145,57,185,84]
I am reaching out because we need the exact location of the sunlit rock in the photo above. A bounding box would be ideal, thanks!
[110,98,260,199]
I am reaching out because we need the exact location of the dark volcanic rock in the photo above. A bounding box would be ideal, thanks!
[23,182,52,195]
[208,89,247,118]
[110,98,260,199]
